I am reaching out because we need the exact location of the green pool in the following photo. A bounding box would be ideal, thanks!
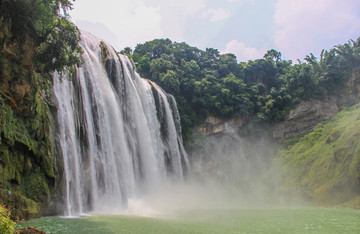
[20,207,360,233]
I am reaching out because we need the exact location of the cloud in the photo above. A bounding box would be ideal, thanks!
[223,40,265,62]
[225,0,255,4]
[274,0,360,60]
[146,0,206,16]
[70,0,163,50]
[75,20,123,50]
[201,8,231,22]
[144,0,207,43]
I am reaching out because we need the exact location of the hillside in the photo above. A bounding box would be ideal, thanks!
[272,104,360,207]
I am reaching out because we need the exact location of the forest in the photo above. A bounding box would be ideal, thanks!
[121,38,360,138]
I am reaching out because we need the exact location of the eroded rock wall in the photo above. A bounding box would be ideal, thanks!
[272,96,339,141]
[194,116,246,136]
[0,19,57,219]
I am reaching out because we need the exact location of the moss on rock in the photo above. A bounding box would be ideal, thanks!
[0,23,56,219]
[275,103,360,206]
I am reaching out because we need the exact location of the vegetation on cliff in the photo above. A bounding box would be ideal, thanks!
[0,204,16,233]
[0,0,81,219]
[271,104,360,207]
[0,0,82,72]
[126,38,360,139]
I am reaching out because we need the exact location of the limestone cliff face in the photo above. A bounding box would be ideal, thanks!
[194,98,341,140]
[194,116,245,136]
[272,96,339,141]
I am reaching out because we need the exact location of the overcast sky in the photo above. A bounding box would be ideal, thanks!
[70,0,360,62]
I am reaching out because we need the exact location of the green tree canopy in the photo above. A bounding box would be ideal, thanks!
[0,0,81,72]
[129,37,360,139]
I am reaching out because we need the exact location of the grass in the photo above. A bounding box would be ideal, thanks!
[276,103,360,206]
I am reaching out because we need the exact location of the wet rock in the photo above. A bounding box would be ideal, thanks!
[195,115,245,136]
[13,82,31,102]
[15,226,46,234]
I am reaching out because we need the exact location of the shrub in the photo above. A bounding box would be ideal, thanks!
[0,204,16,234]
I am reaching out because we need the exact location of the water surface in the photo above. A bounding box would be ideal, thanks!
[21,207,360,233]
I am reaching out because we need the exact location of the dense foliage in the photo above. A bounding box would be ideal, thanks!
[128,38,360,137]
[0,0,82,72]
[0,204,16,233]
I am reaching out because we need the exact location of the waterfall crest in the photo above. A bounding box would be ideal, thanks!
[53,32,189,216]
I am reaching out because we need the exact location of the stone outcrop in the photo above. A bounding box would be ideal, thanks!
[272,96,339,141]
[194,97,341,141]
[195,116,245,136]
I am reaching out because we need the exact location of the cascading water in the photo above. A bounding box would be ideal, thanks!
[53,31,189,216]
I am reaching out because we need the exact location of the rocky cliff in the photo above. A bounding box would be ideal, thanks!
[194,97,341,141]
[194,116,246,136]
[0,20,57,219]
[272,96,339,141]
[194,70,360,142]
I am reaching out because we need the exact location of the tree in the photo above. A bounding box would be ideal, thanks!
[264,49,282,63]
[35,17,82,72]
[304,53,320,73]
[219,53,239,77]
[244,59,277,88]
[134,38,172,60]
[334,39,360,72]
[150,56,175,80]
[161,70,180,94]
[0,0,81,72]
[120,47,133,56]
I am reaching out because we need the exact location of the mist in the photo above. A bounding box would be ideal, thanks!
[124,132,302,217]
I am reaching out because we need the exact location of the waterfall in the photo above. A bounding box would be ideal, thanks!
[53,32,189,216]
